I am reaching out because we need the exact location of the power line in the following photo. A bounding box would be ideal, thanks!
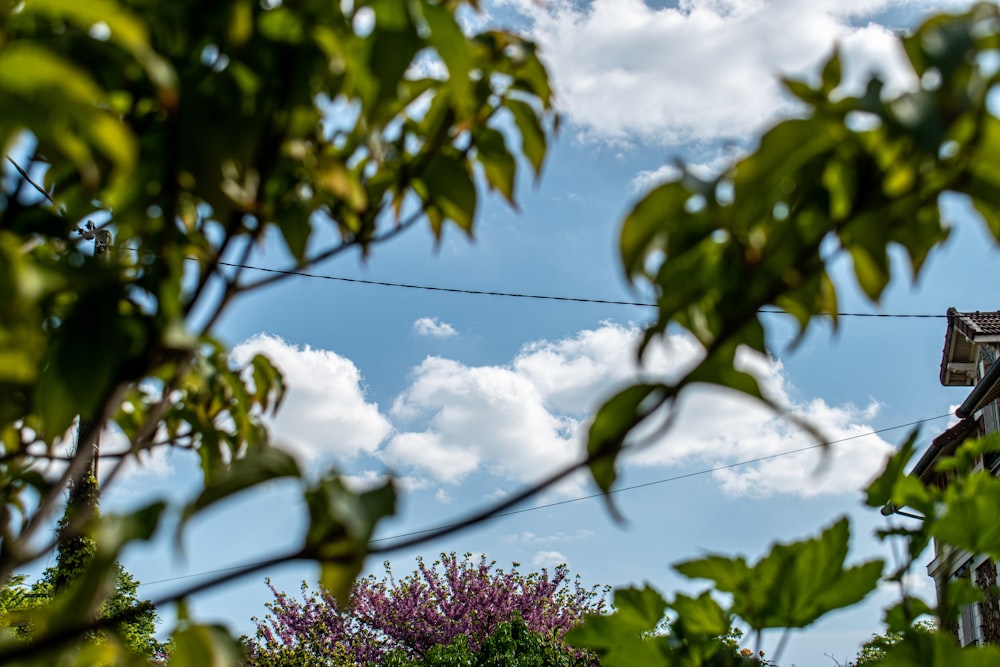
[214,259,946,318]
[137,412,950,588]
[0,156,947,318]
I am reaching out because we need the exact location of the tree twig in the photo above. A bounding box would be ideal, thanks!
[5,155,54,205]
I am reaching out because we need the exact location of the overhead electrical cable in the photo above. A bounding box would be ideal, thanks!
[137,412,951,588]
[0,153,946,319]
[212,259,946,317]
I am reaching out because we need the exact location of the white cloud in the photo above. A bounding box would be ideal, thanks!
[631,150,745,192]
[231,334,392,464]
[224,326,892,499]
[497,0,925,143]
[413,317,459,338]
[384,322,893,498]
[532,550,568,568]
[387,356,582,484]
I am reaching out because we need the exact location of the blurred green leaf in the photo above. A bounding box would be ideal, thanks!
[169,622,244,667]
[181,447,300,526]
[506,98,547,177]
[304,477,396,603]
[677,518,883,629]
[586,383,663,495]
[422,151,477,234]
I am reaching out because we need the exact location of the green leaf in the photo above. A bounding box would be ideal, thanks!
[505,98,547,178]
[367,2,422,110]
[100,501,166,549]
[421,1,473,115]
[820,48,842,94]
[168,622,244,667]
[566,585,669,666]
[933,472,1000,561]
[422,151,477,234]
[586,383,663,495]
[678,518,883,629]
[675,555,752,592]
[181,447,301,525]
[475,126,518,205]
[24,0,149,54]
[304,477,396,603]
[251,353,286,414]
[883,597,934,633]
[619,181,688,279]
[864,430,918,509]
[23,0,175,91]
[671,591,730,637]
[277,205,312,262]
[881,627,1000,667]
[258,7,306,43]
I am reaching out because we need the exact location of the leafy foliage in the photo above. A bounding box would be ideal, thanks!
[0,0,554,663]
[587,1,1000,494]
[0,471,166,662]
[564,5,1000,666]
[247,552,606,666]
[853,620,936,666]
[568,434,1000,666]
[5,0,1000,664]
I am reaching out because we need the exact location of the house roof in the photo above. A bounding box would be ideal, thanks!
[911,416,978,483]
[939,308,1000,387]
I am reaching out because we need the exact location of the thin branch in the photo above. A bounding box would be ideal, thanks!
[235,206,425,293]
[182,209,245,319]
[0,550,305,664]
[5,156,54,204]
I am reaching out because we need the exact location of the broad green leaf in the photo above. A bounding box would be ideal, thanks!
[933,472,1000,561]
[671,592,730,637]
[367,3,422,111]
[820,48,842,94]
[882,627,1000,667]
[587,383,664,495]
[864,430,918,509]
[0,44,103,105]
[883,597,934,633]
[619,182,688,279]
[475,126,518,205]
[251,353,286,414]
[25,0,149,54]
[181,447,300,525]
[304,477,396,603]
[422,152,477,234]
[168,623,244,667]
[277,206,312,262]
[421,1,473,115]
[99,501,166,550]
[258,7,306,43]
[505,98,547,178]
[678,519,883,629]
[566,585,669,667]
[674,554,752,592]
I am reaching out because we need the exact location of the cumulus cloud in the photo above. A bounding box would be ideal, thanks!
[496,0,925,143]
[383,322,893,497]
[413,317,459,338]
[225,326,891,499]
[386,356,582,484]
[231,334,392,463]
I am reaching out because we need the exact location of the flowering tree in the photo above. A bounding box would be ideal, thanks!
[247,553,608,665]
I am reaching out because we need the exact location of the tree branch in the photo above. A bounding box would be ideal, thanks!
[5,155,54,205]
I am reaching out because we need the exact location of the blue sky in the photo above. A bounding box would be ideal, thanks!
[68,0,1000,664]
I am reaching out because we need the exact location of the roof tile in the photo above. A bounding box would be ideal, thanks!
[949,308,1000,339]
